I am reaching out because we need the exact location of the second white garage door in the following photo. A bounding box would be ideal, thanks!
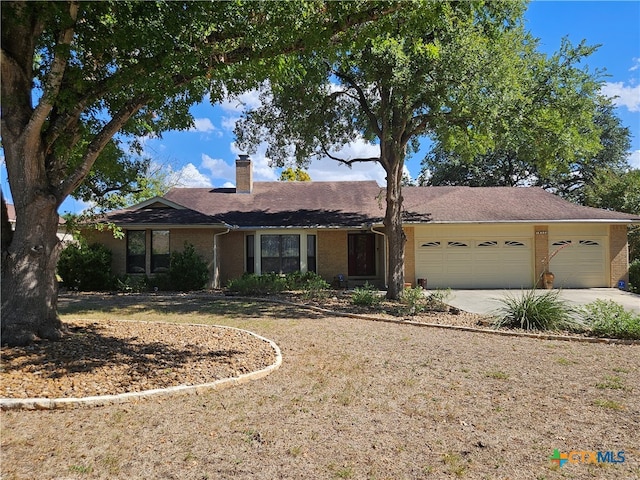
[415,237,534,289]
[548,237,607,288]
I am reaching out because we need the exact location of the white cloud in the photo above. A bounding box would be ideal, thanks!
[200,154,235,182]
[627,150,640,169]
[219,89,263,114]
[309,137,386,185]
[600,82,640,112]
[220,115,240,133]
[190,117,216,133]
[630,57,640,72]
[174,163,212,188]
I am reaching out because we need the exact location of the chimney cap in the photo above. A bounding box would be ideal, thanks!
[237,154,251,161]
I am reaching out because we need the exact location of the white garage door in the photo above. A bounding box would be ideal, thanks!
[548,238,607,288]
[415,238,533,289]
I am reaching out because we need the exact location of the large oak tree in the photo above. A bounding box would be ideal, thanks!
[1,0,394,346]
[236,0,599,299]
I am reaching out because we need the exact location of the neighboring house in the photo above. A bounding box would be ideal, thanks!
[90,156,640,290]
[5,203,70,243]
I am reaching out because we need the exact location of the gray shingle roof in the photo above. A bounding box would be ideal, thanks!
[402,186,640,223]
[106,206,224,226]
[110,183,639,227]
[164,181,388,227]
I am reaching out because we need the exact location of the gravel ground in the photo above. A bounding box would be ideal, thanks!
[1,319,276,399]
[1,293,639,479]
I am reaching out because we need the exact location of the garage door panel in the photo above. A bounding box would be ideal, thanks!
[416,237,533,289]
[549,238,606,288]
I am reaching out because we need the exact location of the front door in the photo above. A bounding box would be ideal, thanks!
[348,233,376,276]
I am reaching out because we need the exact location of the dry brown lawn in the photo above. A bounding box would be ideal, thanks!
[1,293,639,479]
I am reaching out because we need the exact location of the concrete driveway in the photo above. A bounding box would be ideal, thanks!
[448,288,640,316]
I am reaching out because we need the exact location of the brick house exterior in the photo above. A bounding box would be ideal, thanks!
[91,157,640,290]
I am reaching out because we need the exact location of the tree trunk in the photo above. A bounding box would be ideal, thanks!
[383,147,406,300]
[1,194,65,346]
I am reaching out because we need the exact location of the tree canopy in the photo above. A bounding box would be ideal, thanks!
[421,97,631,205]
[1,0,395,345]
[235,0,605,298]
[279,167,312,182]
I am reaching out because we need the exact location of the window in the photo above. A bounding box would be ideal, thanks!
[127,231,146,274]
[246,235,255,273]
[348,233,376,276]
[505,240,526,247]
[307,235,316,273]
[421,241,441,248]
[477,241,498,247]
[151,230,170,273]
[261,235,300,274]
[552,240,572,247]
[447,241,468,248]
[579,240,600,246]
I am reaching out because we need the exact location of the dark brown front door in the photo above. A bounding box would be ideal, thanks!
[348,233,376,276]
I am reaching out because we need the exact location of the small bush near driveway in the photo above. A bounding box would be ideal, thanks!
[580,299,640,340]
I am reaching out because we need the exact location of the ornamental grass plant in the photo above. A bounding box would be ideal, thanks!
[493,289,584,332]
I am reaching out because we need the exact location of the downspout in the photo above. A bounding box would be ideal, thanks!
[213,225,234,289]
[369,224,388,289]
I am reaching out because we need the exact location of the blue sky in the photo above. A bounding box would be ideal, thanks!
[2,1,639,214]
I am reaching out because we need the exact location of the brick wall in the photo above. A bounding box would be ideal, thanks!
[317,230,348,282]
[609,224,629,287]
[84,229,126,275]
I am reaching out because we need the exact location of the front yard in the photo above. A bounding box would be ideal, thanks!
[1,294,639,479]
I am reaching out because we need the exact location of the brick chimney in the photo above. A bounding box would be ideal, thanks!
[235,154,253,194]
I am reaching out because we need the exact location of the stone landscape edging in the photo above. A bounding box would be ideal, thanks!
[0,323,282,411]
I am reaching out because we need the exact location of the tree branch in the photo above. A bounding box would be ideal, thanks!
[332,69,382,138]
[320,145,380,166]
[59,96,148,198]
[26,1,78,146]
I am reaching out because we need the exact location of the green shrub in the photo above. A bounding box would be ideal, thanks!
[351,283,382,306]
[166,242,209,292]
[493,289,583,332]
[300,273,331,300]
[425,288,452,312]
[226,271,330,296]
[227,273,288,295]
[57,242,114,291]
[115,274,150,293]
[629,259,640,294]
[580,300,640,340]
[401,286,426,315]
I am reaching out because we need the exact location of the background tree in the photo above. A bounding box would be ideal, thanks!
[236,1,603,299]
[1,0,393,346]
[420,97,630,205]
[583,168,640,261]
[279,167,312,182]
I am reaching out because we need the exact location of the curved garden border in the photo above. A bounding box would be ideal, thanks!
[261,297,640,346]
[0,323,282,411]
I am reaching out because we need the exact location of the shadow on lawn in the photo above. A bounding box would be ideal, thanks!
[58,293,322,320]
[1,321,244,380]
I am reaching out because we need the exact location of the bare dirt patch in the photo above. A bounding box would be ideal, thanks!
[1,293,639,479]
